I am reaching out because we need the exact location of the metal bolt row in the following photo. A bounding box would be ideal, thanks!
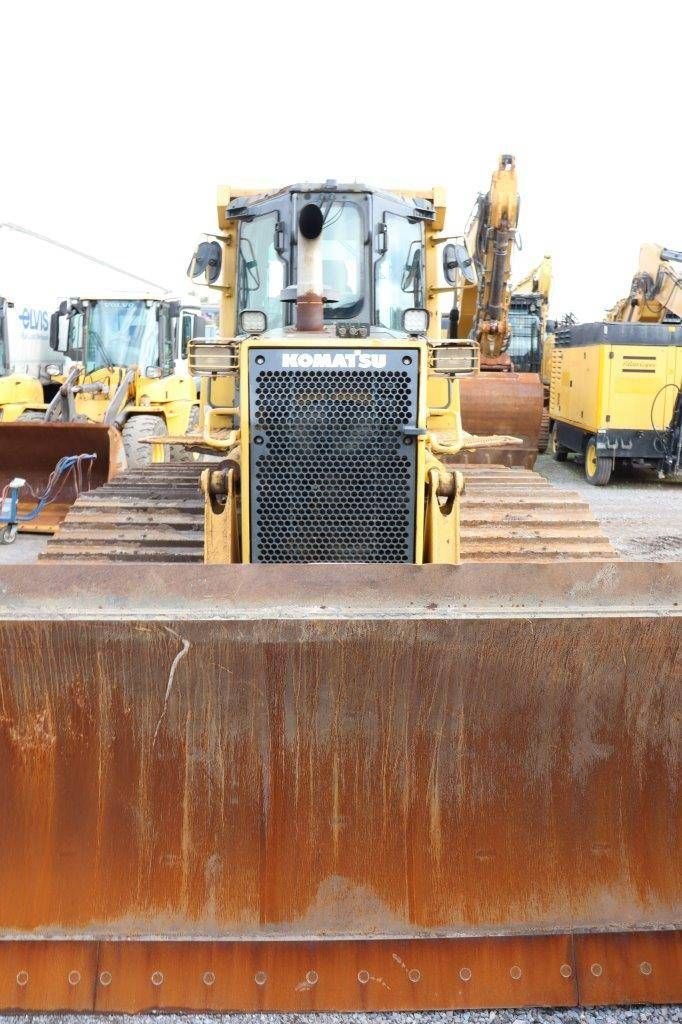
[12,960,655,989]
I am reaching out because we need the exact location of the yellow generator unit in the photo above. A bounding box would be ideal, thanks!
[549,321,682,484]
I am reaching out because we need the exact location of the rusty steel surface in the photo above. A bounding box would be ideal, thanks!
[0,562,678,1009]
[0,422,124,533]
[458,372,544,468]
[0,560,678,618]
[41,464,616,563]
[0,931,678,1012]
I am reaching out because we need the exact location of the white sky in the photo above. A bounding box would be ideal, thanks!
[1,0,680,321]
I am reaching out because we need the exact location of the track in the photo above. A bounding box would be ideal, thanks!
[41,463,615,563]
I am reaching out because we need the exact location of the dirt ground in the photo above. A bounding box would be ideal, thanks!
[535,453,682,560]
[1,454,681,565]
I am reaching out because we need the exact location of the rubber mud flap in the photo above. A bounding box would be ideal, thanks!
[0,562,679,1011]
[456,372,544,468]
[0,422,124,533]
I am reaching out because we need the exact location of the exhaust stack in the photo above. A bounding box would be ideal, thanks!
[296,203,324,331]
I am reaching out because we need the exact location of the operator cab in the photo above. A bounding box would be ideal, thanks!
[191,183,434,338]
[49,297,206,378]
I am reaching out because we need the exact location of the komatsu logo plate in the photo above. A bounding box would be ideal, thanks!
[281,350,387,370]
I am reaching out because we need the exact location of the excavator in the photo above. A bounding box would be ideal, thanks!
[442,156,545,467]
[0,181,678,1015]
[608,243,682,323]
[509,256,554,450]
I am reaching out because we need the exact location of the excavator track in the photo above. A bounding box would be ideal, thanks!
[41,462,616,563]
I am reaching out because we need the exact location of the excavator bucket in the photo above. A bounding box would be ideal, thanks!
[0,422,125,533]
[0,561,679,1013]
[457,372,544,468]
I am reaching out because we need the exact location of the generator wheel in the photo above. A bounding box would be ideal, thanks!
[0,523,17,544]
[584,436,612,486]
[121,414,167,468]
[549,423,568,462]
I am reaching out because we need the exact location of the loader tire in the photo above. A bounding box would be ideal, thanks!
[18,411,45,422]
[170,404,199,462]
[121,414,167,468]
[584,436,612,486]
[549,423,568,462]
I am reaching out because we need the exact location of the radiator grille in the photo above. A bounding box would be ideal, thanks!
[249,348,418,563]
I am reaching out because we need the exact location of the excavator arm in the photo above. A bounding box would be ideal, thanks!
[609,243,682,322]
[459,154,519,360]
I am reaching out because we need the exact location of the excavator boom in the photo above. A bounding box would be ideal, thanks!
[609,243,682,323]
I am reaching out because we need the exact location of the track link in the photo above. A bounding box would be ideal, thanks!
[42,463,616,563]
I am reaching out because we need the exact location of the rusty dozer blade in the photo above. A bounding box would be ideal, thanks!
[0,421,125,533]
[457,372,544,468]
[0,562,679,1013]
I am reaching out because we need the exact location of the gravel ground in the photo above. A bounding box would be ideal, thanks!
[7,1009,681,1023]
[533,454,681,560]
[1,456,680,565]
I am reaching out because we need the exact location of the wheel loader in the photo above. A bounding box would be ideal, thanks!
[0,181,679,1015]
[0,295,123,531]
[0,295,206,533]
[46,294,204,465]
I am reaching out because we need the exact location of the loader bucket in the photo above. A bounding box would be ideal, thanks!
[457,372,544,468]
[0,561,679,1013]
[0,422,124,533]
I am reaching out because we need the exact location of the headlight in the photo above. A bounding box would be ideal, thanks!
[145,366,163,379]
[240,309,267,335]
[45,362,60,376]
[403,308,430,336]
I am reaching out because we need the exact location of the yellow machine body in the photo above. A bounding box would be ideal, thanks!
[56,364,197,434]
[195,332,472,568]
[0,373,45,422]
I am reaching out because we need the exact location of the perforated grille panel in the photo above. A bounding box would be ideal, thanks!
[248,347,419,563]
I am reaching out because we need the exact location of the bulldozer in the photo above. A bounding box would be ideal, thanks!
[0,181,678,1014]
[442,155,545,468]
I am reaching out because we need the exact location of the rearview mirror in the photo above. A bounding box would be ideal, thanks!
[443,242,476,286]
[187,240,222,284]
[50,312,69,353]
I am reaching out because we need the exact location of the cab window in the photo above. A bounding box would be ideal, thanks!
[68,311,84,354]
[237,213,285,330]
[375,215,424,330]
[320,199,364,320]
